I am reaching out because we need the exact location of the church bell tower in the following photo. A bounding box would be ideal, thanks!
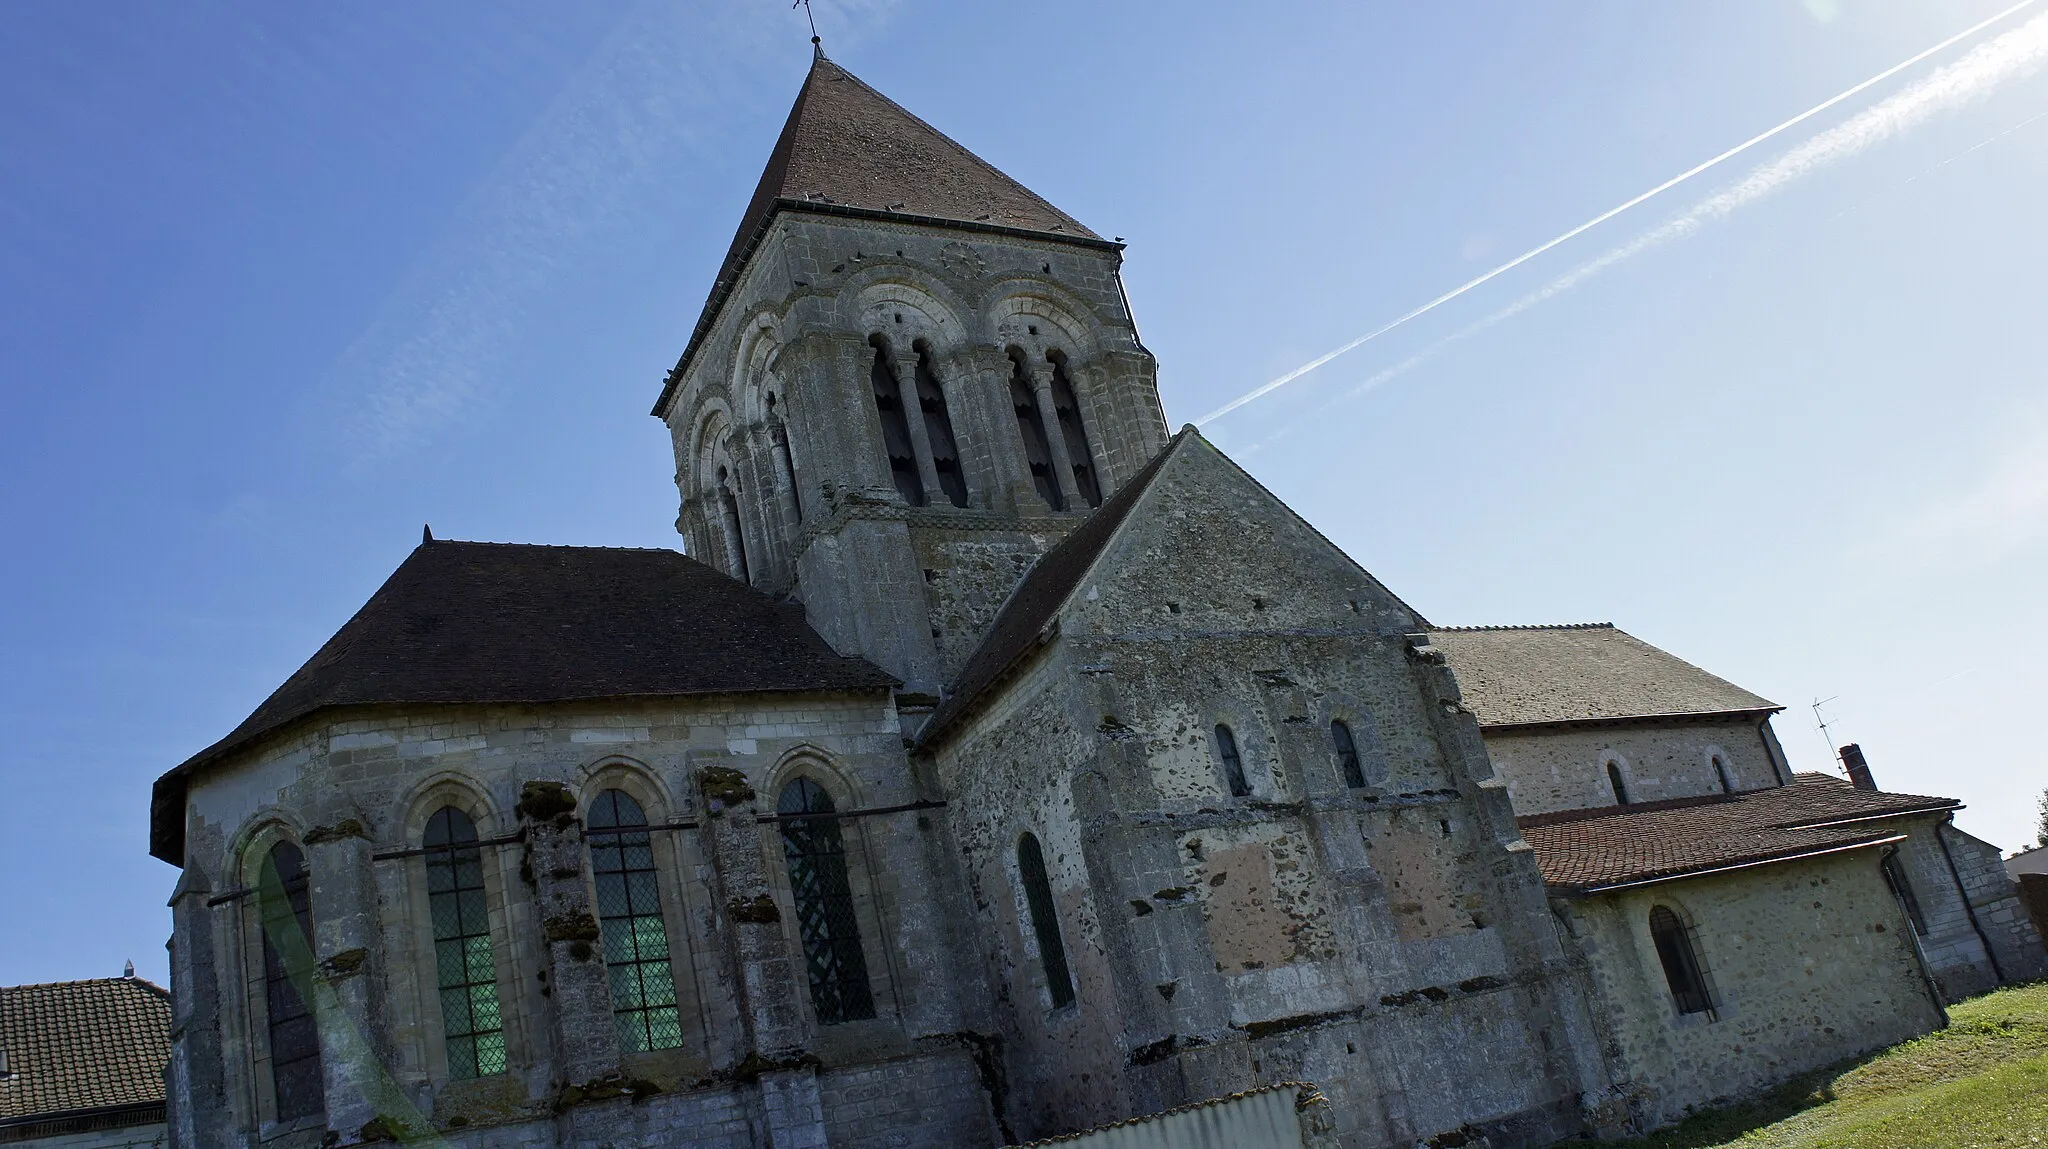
[653,51,1167,697]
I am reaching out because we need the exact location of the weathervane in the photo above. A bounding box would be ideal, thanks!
[793,0,821,49]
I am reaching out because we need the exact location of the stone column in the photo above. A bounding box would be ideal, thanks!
[964,346,1041,515]
[515,780,623,1089]
[696,765,830,1149]
[1030,362,1083,510]
[890,349,945,503]
[302,817,404,1144]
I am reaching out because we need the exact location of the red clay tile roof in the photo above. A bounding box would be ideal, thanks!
[150,540,892,864]
[656,52,1114,416]
[0,978,169,1124]
[1520,773,1960,893]
[1428,624,1779,728]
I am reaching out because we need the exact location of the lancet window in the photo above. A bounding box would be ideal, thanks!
[1648,906,1713,1016]
[1017,833,1075,1008]
[586,789,684,1052]
[914,344,969,507]
[1216,724,1250,798]
[256,840,324,1122]
[1332,719,1366,789]
[778,778,876,1024]
[1009,351,1062,510]
[423,806,506,1079]
[870,340,925,506]
[1608,761,1630,806]
[1047,352,1100,507]
[1712,755,1734,794]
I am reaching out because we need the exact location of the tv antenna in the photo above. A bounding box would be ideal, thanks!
[1811,696,1842,772]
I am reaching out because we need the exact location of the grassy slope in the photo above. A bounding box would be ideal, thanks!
[1589,982,2048,1148]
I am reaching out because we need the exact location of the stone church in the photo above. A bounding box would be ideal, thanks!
[147,51,2044,1148]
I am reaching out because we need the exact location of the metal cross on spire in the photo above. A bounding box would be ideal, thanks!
[793,0,821,52]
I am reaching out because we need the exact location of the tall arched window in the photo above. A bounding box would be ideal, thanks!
[1331,719,1366,789]
[1047,353,1100,507]
[1215,724,1250,798]
[778,778,876,1024]
[1607,761,1630,806]
[1711,755,1734,795]
[870,341,925,506]
[256,841,323,1122]
[1008,351,1062,510]
[914,345,969,507]
[1017,834,1075,1008]
[1648,906,1713,1016]
[424,807,506,1079]
[586,790,683,1052]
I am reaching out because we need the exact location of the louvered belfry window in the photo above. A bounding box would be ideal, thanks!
[1009,352,1063,510]
[870,343,926,506]
[257,841,324,1122]
[1048,355,1101,508]
[1649,906,1713,1016]
[914,348,970,507]
[424,807,507,1078]
[1017,833,1076,1008]
[586,790,684,1052]
[778,778,876,1024]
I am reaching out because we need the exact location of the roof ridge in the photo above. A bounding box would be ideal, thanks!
[423,539,678,554]
[1,976,168,994]
[1430,622,1615,632]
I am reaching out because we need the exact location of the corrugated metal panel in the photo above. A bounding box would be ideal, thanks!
[1008,1084,1311,1149]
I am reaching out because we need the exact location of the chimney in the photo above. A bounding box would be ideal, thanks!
[1839,743,1877,791]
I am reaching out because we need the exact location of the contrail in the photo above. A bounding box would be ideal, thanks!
[1195,0,2041,427]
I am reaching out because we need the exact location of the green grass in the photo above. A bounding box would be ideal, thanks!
[1582,982,2048,1148]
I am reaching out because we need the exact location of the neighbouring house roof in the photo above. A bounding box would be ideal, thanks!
[0,978,169,1127]
[150,540,893,865]
[919,429,1189,747]
[1427,623,1779,729]
[1520,773,1960,894]
[656,51,1113,416]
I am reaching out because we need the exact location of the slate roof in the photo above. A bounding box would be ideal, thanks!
[1519,773,1960,893]
[656,52,1114,416]
[150,540,892,864]
[919,429,1190,747]
[0,978,169,1125]
[1428,623,1779,729]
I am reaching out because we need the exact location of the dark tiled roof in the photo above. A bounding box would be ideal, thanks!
[150,541,892,863]
[919,430,1190,747]
[0,978,169,1123]
[1520,773,1960,893]
[656,53,1112,416]
[1428,623,1779,728]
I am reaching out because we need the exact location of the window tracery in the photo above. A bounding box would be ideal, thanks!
[777,777,876,1024]
[586,789,684,1052]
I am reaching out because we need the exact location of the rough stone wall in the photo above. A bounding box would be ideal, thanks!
[1935,822,2048,987]
[1480,717,1785,816]
[167,692,997,1147]
[1561,850,1943,1131]
[660,212,1167,693]
[925,439,1600,1147]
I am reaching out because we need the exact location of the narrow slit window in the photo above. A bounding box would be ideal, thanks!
[1216,724,1250,798]
[586,790,683,1052]
[1332,719,1366,789]
[256,841,324,1122]
[1881,851,1928,935]
[1048,354,1101,507]
[1009,352,1062,510]
[1712,756,1734,794]
[870,342,925,505]
[424,807,506,1079]
[1648,906,1713,1016]
[779,779,876,1024]
[1017,834,1075,1008]
[1607,762,1629,806]
[915,348,969,507]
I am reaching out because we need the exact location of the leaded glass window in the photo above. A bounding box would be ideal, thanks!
[256,841,323,1122]
[1216,724,1250,798]
[778,778,876,1024]
[586,790,683,1052]
[1332,719,1366,789]
[1649,906,1713,1016]
[1017,834,1075,1008]
[424,807,506,1078]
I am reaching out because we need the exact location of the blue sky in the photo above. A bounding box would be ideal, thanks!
[2,2,2044,987]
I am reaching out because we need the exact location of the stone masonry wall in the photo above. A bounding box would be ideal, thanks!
[1481,718,1784,817]
[1563,849,1943,1131]
[169,692,997,1147]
